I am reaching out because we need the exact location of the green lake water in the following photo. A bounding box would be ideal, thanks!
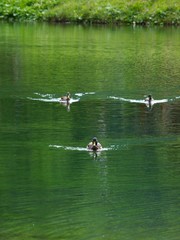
[0,22,180,240]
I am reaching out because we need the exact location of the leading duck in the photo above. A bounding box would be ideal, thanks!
[60,92,71,102]
[87,137,102,151]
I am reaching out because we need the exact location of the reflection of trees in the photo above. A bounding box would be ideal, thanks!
[103,100,180,138]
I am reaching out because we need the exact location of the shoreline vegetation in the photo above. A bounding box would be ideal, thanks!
[0,0,179,25]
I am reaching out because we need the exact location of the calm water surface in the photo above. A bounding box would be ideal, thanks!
[0,22,180,240]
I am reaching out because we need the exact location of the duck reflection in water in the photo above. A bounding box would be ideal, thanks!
[88,150,102,160]
[59,101,71,111]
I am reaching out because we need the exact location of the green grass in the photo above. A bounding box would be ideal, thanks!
[0,0,63,21]
[0,0,180,25]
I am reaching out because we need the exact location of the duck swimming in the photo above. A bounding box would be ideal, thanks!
[144,94,154,109]
[145,94,154,103]
[60,92,70,101]
[87,137,102,151]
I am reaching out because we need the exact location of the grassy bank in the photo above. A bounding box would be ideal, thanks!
[0,0,180,25]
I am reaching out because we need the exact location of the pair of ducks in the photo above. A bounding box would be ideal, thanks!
[60,92,102,151]
[60,93,102,151]
[61,93,153,103]
[61,93,153,104]
[87,95,154,150]
[60,93,154,151]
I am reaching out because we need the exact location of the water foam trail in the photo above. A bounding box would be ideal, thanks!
[49,145,87,151]
[27,97,59,102]
[59,99,79,103]
[49,145,114,151]
[109,96,169,105]
[75,92,95,97]
[28,92,79,103]
[34,93,53,98]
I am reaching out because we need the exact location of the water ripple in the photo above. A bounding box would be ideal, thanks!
[108,95,179,105]
[75,92,95,97]
[49,145,114,151]
[27,92,79,103]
